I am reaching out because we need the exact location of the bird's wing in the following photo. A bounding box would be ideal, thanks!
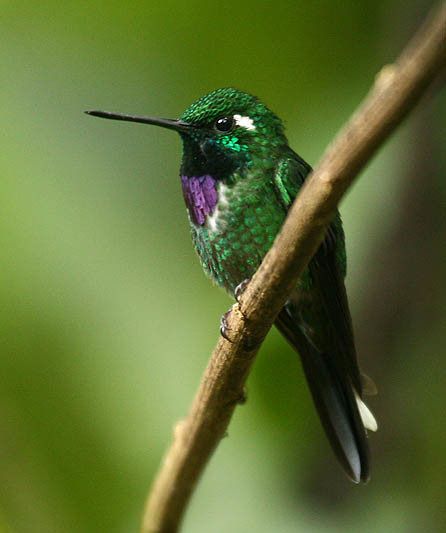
[272,154,376,482]
[272,154,362,391]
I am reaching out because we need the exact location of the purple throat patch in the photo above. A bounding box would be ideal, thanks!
[181,175,218,226]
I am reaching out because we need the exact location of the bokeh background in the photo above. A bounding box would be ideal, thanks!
[1,1,445,532]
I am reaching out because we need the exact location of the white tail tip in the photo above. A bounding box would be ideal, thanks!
[355,391,378,432]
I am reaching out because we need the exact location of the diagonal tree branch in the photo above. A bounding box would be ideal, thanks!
[142,4,446,532]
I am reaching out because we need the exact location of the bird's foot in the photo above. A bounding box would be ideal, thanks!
[220,303,259,351]
[220,307,235,342]
[234,278,251,302]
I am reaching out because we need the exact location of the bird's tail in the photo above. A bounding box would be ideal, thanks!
[276,309,377,483]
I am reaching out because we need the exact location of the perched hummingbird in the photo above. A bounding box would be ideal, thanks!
[86,88,377,483]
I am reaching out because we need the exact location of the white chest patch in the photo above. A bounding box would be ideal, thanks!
[233,114,256,131]
[206,183,230,233]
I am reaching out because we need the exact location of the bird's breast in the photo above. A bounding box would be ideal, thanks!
[183,175,286,293]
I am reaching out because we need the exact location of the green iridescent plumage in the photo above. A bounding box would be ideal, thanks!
[178,89,316,293]
[178,89,375,483]
[87,87,376,484]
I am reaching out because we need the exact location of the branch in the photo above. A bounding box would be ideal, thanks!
[142,4,446,532]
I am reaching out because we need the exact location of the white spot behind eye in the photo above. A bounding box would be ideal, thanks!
[233,114,256,131]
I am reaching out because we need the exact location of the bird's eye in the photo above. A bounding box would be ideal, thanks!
[214,116,235,133]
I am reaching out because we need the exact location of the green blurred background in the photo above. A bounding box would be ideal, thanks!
[1,1,445,532]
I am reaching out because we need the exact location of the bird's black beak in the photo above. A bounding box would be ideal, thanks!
[85,110,193,133]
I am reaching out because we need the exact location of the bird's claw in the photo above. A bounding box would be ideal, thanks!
[220,304,260,351]
[220,308,234,342]
[234,278,251,302]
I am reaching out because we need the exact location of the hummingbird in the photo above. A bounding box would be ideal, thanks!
[86,87,377,483]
